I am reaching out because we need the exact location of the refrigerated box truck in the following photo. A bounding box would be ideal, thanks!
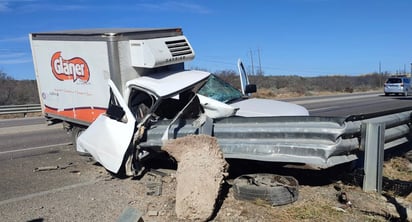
[30,28,201,125]
[30,28,308,176]
[30,28,214,175]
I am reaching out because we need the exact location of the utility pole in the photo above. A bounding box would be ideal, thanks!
[410,63,412,77]
[250,49,254,75]
[258,48,262,75]
[379,61,381,74]
[379,61,382,86]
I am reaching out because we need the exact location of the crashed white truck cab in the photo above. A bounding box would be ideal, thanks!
[30,28,308,176]
[77,71,212,174]
[198,59,308,118]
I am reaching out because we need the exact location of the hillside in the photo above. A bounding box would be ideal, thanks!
[0,72,39,105]
[0,70,390,105]
[217,70,388,98]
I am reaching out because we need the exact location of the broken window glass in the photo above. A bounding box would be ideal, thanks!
[198,75,243,103]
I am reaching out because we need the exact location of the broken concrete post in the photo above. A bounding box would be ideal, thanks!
[162,135,228,221]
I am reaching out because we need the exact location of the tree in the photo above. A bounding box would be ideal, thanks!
[0,70,39,105]
[0,70,15,105]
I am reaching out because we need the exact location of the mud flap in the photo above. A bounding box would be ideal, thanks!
[77,80,136,173]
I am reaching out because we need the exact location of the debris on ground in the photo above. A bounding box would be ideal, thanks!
[145,172,163,196]
[232,173,299,206]
[117,207,143,222]
[334,182,352,208]
[2,143,411,221]
[162,134,228,221]
[33,162,74,172]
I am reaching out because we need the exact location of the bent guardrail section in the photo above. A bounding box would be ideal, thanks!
[143,108,412,169]
[4,103,411,169]
[213,116,360,168]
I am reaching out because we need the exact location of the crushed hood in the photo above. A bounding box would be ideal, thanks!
[230,98,309,117]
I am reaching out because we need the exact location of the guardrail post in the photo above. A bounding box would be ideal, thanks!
[361,121,385,193]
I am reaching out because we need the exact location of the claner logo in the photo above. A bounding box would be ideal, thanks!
[51,52,90,82]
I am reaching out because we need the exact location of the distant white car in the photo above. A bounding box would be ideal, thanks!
[384,76,411,96]
[198,59,309,118]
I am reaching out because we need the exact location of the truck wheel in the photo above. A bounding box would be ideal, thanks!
[232,173,299,206]
[71,126,90,156]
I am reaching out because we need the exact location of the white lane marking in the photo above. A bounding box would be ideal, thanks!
[0,180,98,205]
[292,93,380,105]
[0,123,63,135]
[308,106,340,112]
[0,142,72,155]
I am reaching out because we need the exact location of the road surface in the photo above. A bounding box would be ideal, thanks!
[0,92,411,221]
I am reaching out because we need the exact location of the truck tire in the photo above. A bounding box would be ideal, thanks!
[71,126,90,156]
[232,173,299,206]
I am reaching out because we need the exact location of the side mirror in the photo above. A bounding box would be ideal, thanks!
[244,84,257,94]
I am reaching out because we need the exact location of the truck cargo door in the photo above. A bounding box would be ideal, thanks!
[76,80,136,173]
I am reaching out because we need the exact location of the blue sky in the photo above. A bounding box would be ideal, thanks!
[0,0,411,80]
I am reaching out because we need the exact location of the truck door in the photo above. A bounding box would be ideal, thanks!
[76,80,136,173]
[237,59,256,96]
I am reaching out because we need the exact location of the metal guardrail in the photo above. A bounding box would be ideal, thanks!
[0,104,42,116]
[142,107,412,169]
[2,103,411,170]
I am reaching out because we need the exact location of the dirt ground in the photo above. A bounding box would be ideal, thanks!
[1,114,411,221]
[131,147,412,222]
[1,143,411,222]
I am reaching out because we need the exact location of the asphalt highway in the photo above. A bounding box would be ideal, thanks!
[285,92,412,117]
[0,92,411,220]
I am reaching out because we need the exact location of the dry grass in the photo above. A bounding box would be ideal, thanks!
[220,185,390,222]
[383,157,412,203]
[254,88,304,99]
[276,200,345,221]
[254,87,381,99]
[383,157,412,181]
[215,154,412,221]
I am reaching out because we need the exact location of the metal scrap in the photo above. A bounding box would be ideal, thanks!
[145,171,163,196]
[117,207,143,222]
[33,163,74,172]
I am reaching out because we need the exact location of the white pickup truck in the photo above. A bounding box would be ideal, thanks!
[30,28,308,176]
[198,59,308,118]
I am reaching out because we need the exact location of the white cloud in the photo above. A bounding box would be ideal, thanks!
[0,0,11,12]
[136,1,210,14]
[0,51,25,58]
[0,58,32,64]
[0,50,31,64]
[1,1,209,14]
[0,0,39,13]
[19,3,86,12]
[0,36,28,42]
[0,0,86,13]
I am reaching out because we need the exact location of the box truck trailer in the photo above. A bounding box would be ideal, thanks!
[30,28,308,176]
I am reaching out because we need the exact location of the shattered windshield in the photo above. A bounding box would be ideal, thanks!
[198,75,243,103]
